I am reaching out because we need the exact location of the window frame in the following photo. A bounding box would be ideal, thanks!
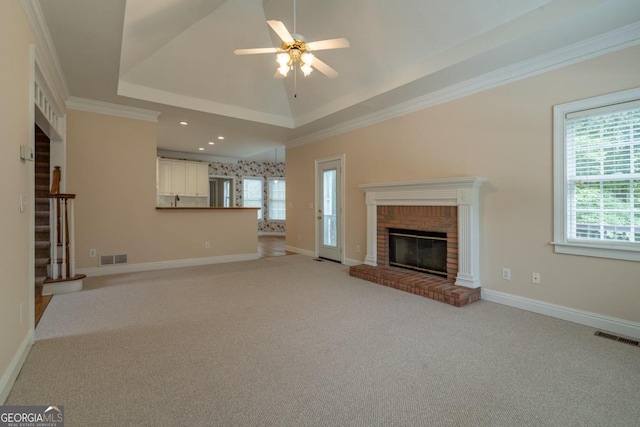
[242,177,263,220]
[267,177,286,221]
[553,87,640,262]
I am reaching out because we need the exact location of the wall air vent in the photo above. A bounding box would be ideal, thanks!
[99,254,128,266]
[594,331,640,347]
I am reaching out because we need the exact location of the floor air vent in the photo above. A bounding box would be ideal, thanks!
[594,331,640,347]
[99,254,128,266]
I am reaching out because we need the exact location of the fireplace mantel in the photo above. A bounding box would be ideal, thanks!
[359,177,486,289]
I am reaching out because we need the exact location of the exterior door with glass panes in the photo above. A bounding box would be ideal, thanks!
[317,159,341,262]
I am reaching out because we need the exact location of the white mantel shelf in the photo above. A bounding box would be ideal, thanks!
[359,176,487,289]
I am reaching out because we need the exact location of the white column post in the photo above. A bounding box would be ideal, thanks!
[364,195,378,266]
[454,190,481,288]
[60,198,67,279]
[68,198,76,277]
[50,198,58,279]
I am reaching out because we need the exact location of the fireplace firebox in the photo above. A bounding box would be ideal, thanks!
[388,228,448,277]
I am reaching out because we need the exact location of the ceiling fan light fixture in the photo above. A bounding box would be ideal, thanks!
[276,52,289,66]
[300,63,313,76]
[301,51,314,65]
[278,64,290,77]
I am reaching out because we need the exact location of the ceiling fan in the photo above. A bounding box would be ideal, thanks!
[234,0,349,79]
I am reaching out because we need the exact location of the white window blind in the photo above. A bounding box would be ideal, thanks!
[564,99,640,247]
[243,177,263,219]
[268,178,286,220]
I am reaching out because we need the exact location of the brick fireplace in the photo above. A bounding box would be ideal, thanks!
[349,177,486,307]
[379,206,458,280]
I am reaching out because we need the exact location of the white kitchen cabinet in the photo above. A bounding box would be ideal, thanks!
[170,161,186,195]
[185,162,198,196]
[185,162,208,196]
[157,159,172,195]
[157,158,209,201]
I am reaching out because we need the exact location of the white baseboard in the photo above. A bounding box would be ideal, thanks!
[284,247,363,266]
[343,257,364,266]
[284,245,315,258]
[481,289,640,340]
[77,253,260,277]
[1,331,33,404]
[42,278,83,295]
[258,232,286,236]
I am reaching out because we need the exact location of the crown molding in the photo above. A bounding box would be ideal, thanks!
[20,0,70,110]
[66,97,161,122]
[157,150,240,164]
[286,21,640,149]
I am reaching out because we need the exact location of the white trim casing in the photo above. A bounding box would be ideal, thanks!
[77,253,259,277]
[0,333,33,404]
[482,289,640,341]
[284,246,315,258]
[66,97,160,123]
[359,177,486,289]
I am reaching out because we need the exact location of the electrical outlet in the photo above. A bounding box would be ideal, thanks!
[502,268,511,280]
[532,272,541,284]
[356,245,361,253]
[205,241,211,249]
[89,249,96,257]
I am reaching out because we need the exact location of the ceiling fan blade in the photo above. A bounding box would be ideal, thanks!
[267,20,295,44]
[234,47,279,55]
[312,57,338,79]
[306,38,350,51]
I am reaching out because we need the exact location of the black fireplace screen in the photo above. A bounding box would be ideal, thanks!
[388,228,447,277]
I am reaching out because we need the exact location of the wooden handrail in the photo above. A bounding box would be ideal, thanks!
[49,193,76,199]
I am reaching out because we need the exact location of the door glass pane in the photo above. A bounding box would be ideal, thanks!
[323,169,337,247]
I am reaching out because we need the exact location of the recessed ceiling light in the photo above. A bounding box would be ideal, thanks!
[179,121,188,126]
[208,142,215,145]
[217,136,224,140]
[198,147,204,151]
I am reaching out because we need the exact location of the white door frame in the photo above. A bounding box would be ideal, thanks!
[314,154,346,263]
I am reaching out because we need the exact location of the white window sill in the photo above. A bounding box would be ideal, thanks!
[552,242,640,262]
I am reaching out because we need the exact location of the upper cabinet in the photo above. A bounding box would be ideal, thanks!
[157,158,209,198]
[158,159,172,195]
[171,161,187,195]
[184,162,209,196]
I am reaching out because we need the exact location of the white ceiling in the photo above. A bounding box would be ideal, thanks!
[38,0,640,161]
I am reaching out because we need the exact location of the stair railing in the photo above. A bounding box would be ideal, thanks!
[49,166,77,280]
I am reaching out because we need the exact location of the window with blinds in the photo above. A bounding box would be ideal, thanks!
[268,178,286,220]
[553,88,640,261]
[242,177,263,219]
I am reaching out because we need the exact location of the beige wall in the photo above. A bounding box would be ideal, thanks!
[66,109,258,269]
[286,45,640,323]
[0,2,35,401]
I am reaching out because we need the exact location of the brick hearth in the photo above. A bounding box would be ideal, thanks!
[349,264,480,307]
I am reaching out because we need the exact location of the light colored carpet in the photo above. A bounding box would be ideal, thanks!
[7,255,640,426]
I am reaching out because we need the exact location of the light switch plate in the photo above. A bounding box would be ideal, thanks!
[20,145,34,161]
